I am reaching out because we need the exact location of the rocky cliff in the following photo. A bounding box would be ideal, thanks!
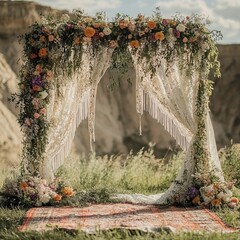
[0,1,239,166]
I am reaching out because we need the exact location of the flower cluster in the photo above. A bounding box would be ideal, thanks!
[187,182,239,209]
[16,10,221,176]
[1,176,75,207]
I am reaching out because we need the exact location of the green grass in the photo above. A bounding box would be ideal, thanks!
[0,145,239,239]
[57,147,182,195]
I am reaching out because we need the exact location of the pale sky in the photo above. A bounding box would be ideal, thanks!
[31,0,240,44]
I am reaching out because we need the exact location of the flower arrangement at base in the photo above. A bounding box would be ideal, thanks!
[187,182,239,209]
[0,176,75,207]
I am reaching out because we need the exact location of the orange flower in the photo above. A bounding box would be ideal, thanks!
[48,35,54,42]
[20,181,28,190]
[230,197,239,204]
[62,187,74,197]
[155,31,165,41]
[54,194,62,202]
[147,20,157,29]
[211,198,222,207]
[33,85,41,91]
[39,35,46,42]
[38,48,47,58]
[73,36,81,45]
[130,40,140,48]
[84,27,96,38]
[192,195,200,205]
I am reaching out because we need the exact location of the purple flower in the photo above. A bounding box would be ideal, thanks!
[30,194,37,200]
[162,19,169,26]
[173,29,180,38]
[187,187,199,199]
[31,75,43,87]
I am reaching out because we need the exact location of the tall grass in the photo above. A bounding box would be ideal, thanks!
[57,146,183,195]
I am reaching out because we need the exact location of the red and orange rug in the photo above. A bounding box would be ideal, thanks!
[19,203,238,233]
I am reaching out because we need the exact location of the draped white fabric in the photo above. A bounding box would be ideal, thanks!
[39,44,224,204]
[40,46,113,179]
[112,47,224,204]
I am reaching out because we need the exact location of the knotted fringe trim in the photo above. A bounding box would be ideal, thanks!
[142,90,192,152]
[50,89,90,173]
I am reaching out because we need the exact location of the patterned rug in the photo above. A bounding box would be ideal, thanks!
[19,203,237,233]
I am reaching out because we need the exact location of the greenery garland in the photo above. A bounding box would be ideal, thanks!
[14,10,222,176]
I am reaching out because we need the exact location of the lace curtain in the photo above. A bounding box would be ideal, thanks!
[40,46,113,179]
[113,47,224,204]
[39,44,224,204]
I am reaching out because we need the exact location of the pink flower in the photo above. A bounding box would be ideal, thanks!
[31,98,39,108]
[183,37,188,43]
[40,108,47,115]
[162,19,169,26]
[24,118,32,126]
[34,112,40,119]
[99,32,104,38]
[109,40,118,48]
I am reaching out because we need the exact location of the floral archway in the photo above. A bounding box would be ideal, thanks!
[15,10,230,205]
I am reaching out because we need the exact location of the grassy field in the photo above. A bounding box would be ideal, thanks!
[0,144,239,239]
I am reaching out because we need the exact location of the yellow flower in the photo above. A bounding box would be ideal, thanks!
[62,187,74,197]
[147,20,157,29]
[211,198,222,207]
[155,31,165,41]
[130,40,140,48]
[38,48,47,58]
[84,27,96,38]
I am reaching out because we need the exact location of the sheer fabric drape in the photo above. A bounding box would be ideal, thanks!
[40,46,113,179]
[113,47,224,204]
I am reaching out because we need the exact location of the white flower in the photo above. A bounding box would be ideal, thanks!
[217,192,231,202]
[39,90,48,100]
[61,14,70,22]
[39,193,51,204]
[35,200,42,207]
[176,24,186,32]
[167,28,177,44]
[201,42,209,52]
[103,27,112,36]
[128,22,136,32]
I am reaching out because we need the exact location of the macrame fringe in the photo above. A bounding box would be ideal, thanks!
[50,89,90,173]
[141,90,191,151]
